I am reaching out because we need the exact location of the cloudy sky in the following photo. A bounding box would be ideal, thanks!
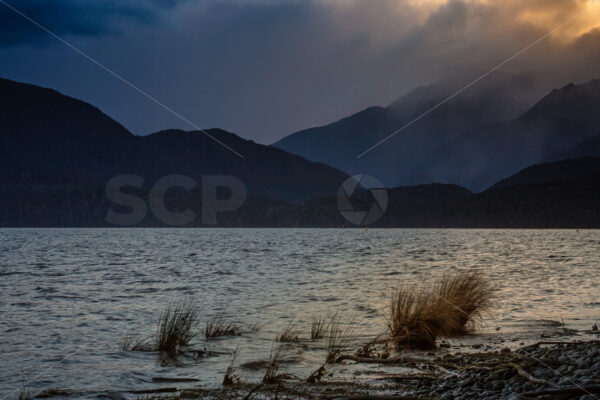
[0,0,599,143]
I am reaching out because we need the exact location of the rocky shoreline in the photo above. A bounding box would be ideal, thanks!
[136,340,600,400]
[414,340,600,399]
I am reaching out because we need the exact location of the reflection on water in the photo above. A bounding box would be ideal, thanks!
[1,228,599,398]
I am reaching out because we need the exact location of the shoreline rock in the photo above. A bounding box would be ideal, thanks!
[147,341,600,399]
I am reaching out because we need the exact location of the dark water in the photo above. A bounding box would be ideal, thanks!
[1,228,599,399]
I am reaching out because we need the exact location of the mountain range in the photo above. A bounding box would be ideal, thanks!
[274,75,600,192]
[0,77,348,203]
[2,76,600,227]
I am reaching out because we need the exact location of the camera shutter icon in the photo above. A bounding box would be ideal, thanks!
[337,175,388,226]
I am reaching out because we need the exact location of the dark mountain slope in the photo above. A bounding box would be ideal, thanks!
[420,80,600,191]
[0,78,349,205]
[551,134,600,161]
[274,73,537,186]
[273,106,393,178]
[455,176,600,228]
[492,157,600,189]
[0,77,139,180]
[141,129,349,202]
[387,184,472,204]
[4,77,600,227]
[371,158,600,228]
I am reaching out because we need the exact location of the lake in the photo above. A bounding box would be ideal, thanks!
[1,228,599,399]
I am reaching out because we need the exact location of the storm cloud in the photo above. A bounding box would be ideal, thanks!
[0,0,188,46]
[0,0,598,143]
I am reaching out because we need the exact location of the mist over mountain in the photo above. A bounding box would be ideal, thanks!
[274,73,541,187]
[275,77,600,192]
[421,79,600,191]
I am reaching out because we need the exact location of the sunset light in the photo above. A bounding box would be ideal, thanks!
[2,0,600,399]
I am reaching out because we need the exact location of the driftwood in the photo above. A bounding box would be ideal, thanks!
[371,373,441,382]
[456,354,572,369]
[182,349,231,356]
[34,389,75,398]
[152,377,200,382]
[334,354,459,373]
[522,340,600,350]
[505,363,553,386]
[306,364,327,383]
[129,387,178,394]
[516,385,600,399]
[323,395,433,400]
[334,355,435,365]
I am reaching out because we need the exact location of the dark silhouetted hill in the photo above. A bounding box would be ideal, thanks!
[491,157,600,189]
[0,77,348,206]
[3,77,600,227]
[388,184,472,204]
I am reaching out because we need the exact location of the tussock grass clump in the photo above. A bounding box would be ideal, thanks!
[205,314,239,339]
[389,270,494,350]
[276,322,301,343]
[262,344,293,384]
[155,299,201,354]
[390,286,460,350]
[435,270,494,334]
[325,314,360,363]
[310,314,329,340]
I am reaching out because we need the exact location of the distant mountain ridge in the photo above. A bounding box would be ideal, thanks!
[274,73,539,187]
[370,157,600,228]
[3,76,600,227]
[491,157,600,189]
[0,77,348,204]
[387,184,472,204]
[274,76,600,192]
[422,80,600,191]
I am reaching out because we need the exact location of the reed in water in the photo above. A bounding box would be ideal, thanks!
[155,298,201,354]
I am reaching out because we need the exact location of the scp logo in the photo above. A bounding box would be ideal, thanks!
[337,175,388,226]
[105,174,246,226]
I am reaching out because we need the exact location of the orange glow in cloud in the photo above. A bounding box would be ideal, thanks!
[418,0,600,41]
[416,0,600,33]
[577,1,600,35]
[515,0,600,40]
[321,0,600,46]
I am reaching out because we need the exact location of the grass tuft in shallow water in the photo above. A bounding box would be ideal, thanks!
[325,314,359,363]
[155,298,201,354]
[389,270,494,349]
[262,344,293,384]
[310,314,329,340]
[276,322,301,343]
[435,270,494,335]
[222,346,240,386]
[121,332,152,352]
[205,314,239,339]
[389,285,459,349]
